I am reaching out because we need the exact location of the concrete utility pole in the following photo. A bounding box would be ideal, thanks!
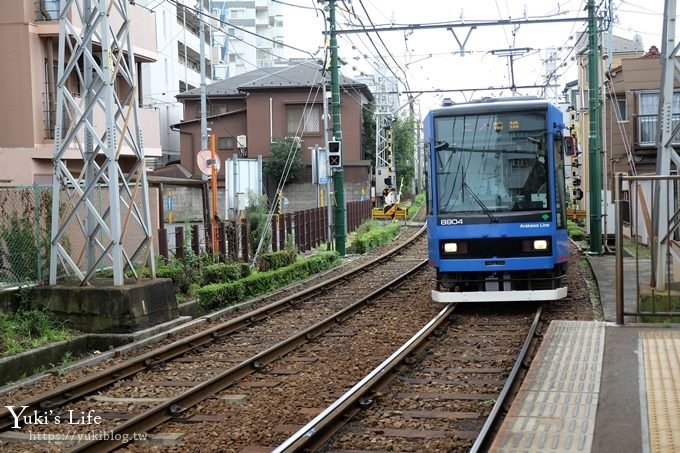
[653,0,680,290]
[50,0,155,286]
[587,0,602,255]
[199,0,208,153]
[328,0,346,255]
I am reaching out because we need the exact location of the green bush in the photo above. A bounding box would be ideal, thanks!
[569,228,584,240]
[258,249,297,272]
[203,262,244,284]
[198,252,339,311]
[355,223,400,254]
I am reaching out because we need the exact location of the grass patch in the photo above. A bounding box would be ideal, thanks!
[623,238,652,258]
[0,310,74,357]
[408,193,426,221]
[637,288,680,323]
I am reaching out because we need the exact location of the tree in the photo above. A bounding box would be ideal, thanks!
[392,114,417,196]
[361,102,376,164]
[245,191,272,257]
[264,137,304,185]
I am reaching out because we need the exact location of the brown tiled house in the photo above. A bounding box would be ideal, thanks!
[158,59,373,211]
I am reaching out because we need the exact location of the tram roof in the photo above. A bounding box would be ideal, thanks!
[429,97,554,116]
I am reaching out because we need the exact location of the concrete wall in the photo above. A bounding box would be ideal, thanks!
[161,185,205,223]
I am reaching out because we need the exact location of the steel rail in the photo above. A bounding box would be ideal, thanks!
[469,304,544,452]
[69,259,430,452]
[0,225,426,432]
[274,302,457,452]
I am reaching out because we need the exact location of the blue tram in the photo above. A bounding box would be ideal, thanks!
[425,97,569,302]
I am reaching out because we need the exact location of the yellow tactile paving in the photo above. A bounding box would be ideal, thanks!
[641,331,680,453]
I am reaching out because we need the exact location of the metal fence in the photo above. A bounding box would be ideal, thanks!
[0,186,372,287]
[0,185,52,286]
[157,200,373,263]
[614,173,680,323]
[0,184,153,287]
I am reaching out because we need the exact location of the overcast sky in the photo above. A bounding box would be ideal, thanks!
[280,0,669,111]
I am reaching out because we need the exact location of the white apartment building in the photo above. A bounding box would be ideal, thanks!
[211,0,285,78]
[139,0,222,165]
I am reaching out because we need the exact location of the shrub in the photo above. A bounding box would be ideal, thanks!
[203,262,243,285]
[354,223,400,254]
[197,281,246,311]
[198,252,339,310]
[258,249,297,272]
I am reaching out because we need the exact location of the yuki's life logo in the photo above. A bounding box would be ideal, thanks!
[5,406,102,429]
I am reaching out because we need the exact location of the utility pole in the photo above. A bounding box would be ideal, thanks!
[199,0,208,153]
[329,0,346,255]
[587,0,602,254]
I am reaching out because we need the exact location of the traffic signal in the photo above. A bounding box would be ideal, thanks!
[328,140,342,168]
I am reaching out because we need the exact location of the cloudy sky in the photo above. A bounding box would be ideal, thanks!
[280,0,669,111]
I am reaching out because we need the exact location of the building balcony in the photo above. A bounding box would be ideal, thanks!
[52,103,161,160]
[34,2,157,62]
[636,114,680,148]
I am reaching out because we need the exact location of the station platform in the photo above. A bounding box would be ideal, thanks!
[490,253,680,453]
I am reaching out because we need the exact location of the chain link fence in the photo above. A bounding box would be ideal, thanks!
[0,184,152,287]
[0,185,52,287]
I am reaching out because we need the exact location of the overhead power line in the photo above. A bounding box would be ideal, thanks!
[329,16,590,35]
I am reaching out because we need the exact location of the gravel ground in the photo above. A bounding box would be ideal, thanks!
[0,220,601,452]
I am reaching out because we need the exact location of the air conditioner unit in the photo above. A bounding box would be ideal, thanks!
[237,135,247,149]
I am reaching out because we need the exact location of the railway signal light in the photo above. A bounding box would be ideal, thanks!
[328,140,342,168]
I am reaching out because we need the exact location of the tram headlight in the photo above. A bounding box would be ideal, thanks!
[533,239,548,250]
[443,242,458,253]
[522,238,550,252]
[442,241,467,254]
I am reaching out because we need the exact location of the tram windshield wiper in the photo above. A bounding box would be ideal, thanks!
[462,182,498,223]
[435,140,450,151]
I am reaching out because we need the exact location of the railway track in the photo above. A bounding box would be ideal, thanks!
[0,227,429,451]
[277,304,543,453]
[0,232,594,452]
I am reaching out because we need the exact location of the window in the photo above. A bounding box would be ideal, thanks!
[433,111,549,215]
[637,91,680,144]
[286,105,321,135]
[616,98,627,121]
[218,137,236,150]
[230,8,245,18]
[208,104,227,116]
[553,136,567,228]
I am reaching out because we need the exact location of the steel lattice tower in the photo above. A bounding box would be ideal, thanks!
[653,0,680,290]
[49,0,155,286]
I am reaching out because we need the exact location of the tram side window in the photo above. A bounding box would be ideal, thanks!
[553,137,567,228]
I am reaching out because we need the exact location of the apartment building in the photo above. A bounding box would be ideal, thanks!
[0,0,161,185]
[138,0,223,165]
[211,0,284,78]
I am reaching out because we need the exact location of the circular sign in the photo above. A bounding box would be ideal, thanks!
[196,149,221,176]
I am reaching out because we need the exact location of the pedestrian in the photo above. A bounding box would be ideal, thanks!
[383,187,398,221]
